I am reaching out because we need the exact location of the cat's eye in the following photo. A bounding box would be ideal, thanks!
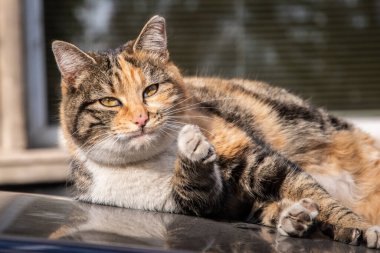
[99,97,122,107]
[143,83,159,98]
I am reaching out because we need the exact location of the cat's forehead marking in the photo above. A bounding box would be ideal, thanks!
[114,54,145,95]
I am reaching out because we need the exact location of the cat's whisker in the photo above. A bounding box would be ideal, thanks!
[72,134,112,162]
[81,133,115,158]
[160,127,181,140]
[106,135,121,167]
[161,124,182,133]
[79,139,108,159]
[71,127,104,136]
[84,137,113,160]
[163,106,215,116]
[166,115,213,120]
[161,122,183,132]
[160,121,180,133]
[80,132,111,149]
[70,130,112,155]
[165,120,188,127]
[161,94,195,113]
[158,126,176,139]
[163,98,237,115]
[166,120,214,136]
[163,103,209,114]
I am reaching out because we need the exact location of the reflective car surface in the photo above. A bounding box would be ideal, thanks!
[0,191,375,252]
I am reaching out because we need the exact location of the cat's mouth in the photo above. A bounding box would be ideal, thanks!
[118,127,157,141]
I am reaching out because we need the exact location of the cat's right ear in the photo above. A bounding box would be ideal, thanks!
[52,40,96,85]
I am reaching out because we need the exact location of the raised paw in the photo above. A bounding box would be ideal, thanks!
[178,125,216,163]
[277,198,319,237]
[365,226,380,249]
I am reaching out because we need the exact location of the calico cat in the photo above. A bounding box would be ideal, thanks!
[52,15,380,249]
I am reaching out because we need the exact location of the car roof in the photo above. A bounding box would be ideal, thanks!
[0,191,370,253]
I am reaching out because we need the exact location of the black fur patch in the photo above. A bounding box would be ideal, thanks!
[328,115,350,130]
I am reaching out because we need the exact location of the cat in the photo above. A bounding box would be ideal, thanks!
[52,15,380,249]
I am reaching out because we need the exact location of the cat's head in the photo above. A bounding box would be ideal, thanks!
[52,16,187,165]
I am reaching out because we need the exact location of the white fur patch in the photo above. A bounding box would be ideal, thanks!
[83,150,177,213]
[178,124,212,162]
[310,171,360,208]
[366,226,380,249]
[213,165,223,194]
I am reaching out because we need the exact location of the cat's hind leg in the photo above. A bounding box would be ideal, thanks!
[277,198,319,237]
[251,198,318,238]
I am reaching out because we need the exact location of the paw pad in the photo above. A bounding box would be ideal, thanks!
[366,226,380,249]
[277,198,319,237]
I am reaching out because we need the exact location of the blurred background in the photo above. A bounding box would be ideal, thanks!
[0,0,379,195]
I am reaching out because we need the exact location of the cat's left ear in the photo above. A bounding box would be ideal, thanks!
[133,15,169,62]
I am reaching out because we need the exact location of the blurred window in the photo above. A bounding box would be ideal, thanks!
[27,0,380,147]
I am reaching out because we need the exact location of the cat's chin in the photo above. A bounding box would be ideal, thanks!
[80,131,176,166]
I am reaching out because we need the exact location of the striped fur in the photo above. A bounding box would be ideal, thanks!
[53,16,380,249]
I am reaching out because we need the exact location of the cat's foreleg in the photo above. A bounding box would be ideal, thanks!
[172,125,223,216]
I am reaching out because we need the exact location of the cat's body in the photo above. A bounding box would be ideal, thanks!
[53,16,380,248]
[185,77,380,222]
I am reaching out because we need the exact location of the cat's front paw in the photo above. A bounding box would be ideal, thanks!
[178,125,216,163]
[365,226,380,249]
[277,198,319,237]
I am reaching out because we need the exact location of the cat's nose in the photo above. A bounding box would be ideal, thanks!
[134,114,149,128]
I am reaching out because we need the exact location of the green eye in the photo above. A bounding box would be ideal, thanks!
[99,97,122,107]
[143,83,159,98]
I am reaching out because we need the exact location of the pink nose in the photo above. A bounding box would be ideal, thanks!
[134,114,149,127]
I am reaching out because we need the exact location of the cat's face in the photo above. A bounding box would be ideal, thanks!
[53,16,187,165]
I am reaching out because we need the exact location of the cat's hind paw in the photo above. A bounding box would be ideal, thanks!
[277,198,319,238]
[178,125,216,163]
[365,226,380,249]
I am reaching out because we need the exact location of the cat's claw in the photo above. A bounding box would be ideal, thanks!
[365,226,380,249]
[277,198,319,237]
[178,125,216,163]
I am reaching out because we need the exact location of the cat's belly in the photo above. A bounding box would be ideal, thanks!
[83,158,177,213]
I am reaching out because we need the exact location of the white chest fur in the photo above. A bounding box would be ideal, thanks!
[84,151,177,213]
